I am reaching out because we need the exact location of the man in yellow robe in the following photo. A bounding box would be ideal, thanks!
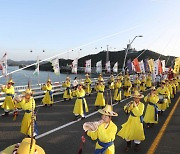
[117,91,145,152]
[62,77,73,100]
[86,105,118,154]
[84,74,92,95]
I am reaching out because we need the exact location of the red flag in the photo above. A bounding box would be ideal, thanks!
[158,60,163,74]
[132,58,141,73]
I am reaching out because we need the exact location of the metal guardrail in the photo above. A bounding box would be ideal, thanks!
[0,77,110,105]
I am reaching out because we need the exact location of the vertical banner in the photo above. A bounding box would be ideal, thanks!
[105,61,111,73]
[96,60,102,73]
[50,57,60,75]
[158,60,163,75]
[148,59,154,73]
[139,60,145,73]
[0,53,7,76]
[144,59,150,73]
[85,59,91,74]
[113,62,118,73]
[72,59,78,74]
[126,59,132,73]
[173,57,180,74]
[154,59,159,76]
[33,56,40,76]
[132,58,141,73]
[161,60,165,73]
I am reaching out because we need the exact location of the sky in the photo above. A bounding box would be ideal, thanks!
[0,0,180,61]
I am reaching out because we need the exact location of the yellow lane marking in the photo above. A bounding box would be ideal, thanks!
[147,96,180,154]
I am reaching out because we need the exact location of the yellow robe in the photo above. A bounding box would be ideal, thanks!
[73,89,88,116]
[87,121,117,154]
[113,81,122,101]
[1,85,15,111]
[146,76,152,88]
[157,87,170,111]
[177,78,180,91]
[94,85,105,107]
[144,94,159,124]
[20,97,36,136]
[170,82,176,98]
[123,80,132,97]
[117,102,145,141]
[140,78,146,92]
[42,84,53,105]
[133,79,141,92]
[109,76,114,90]
[84,77,92,94]
[62,81,73,99]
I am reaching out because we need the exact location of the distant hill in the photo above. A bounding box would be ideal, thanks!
[9,50,176,73]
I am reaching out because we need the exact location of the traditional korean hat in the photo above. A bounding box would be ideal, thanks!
[47,78,52,83]
[8,79,15,84]
[85,73,89,77]
[66,76,70,80]
[98,104,118,117]
[151,86,156,91]
[131,91,144,98]
[161,80,166,84]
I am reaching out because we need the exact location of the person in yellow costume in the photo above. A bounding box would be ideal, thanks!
[165,79,172,105]
[117,91,145,152]
[19,88,38,137]
[1,79,15,116]
[173,78,178,93]
[42,78,53,107]
[86,105,118,154]
[146,72,152,88]
[73,83,88,120]
[140,75,146,92]
[177,76,180,91]
[169,79,176,98]
[157,81,170,115]
[62,77,73,101]
[144,87,159,128]
[1,138,45,154]
[108,74,114,90]
[113,78,122,103]
[84,74,92,95]
[132,75,141,92]
[95,74,104,91]
[94,79,105,110]
[123,77,132,98]
[117,72,124,82]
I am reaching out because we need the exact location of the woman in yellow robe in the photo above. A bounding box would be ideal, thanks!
[73,83,88,120]
[84,74,92,95]
[117,91,145,152]
[62,77,73,100]
[86,105,118,154]
[94,80,105,109]
[157,81,170,114]
[20,88,37,137]
[42,79,53,106]
[123,77,132,98]
[1,79,15,116]
[144,87,159,127]
[140,75,146,92]
[109,74,114,90]
[113,79,122,102]
[146,73,152,88]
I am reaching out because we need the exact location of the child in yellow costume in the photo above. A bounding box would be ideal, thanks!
[117,91,145,152]
[157,81,170,115]
[19,88,37,137]
[140,75,146,92]
[42,78,53,107]
[113,78,122,102]
[94,80,105,110]
[62,77,73,100]
[1,79,15,116]
[144,87,159,128]
[85,105,118,154]
[108,74,115,90]
[123,77,132,98]
[84,74,92,95]
[73,83,88,120]
[146,73,152,88]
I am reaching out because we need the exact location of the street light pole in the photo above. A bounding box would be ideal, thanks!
[122,35,143,73]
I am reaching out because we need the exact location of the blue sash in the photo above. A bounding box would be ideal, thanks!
[94,140,113,154]
[48,90,53,101]
[78,97,86,116]
[130,111,143,123]
[148,102,158,121]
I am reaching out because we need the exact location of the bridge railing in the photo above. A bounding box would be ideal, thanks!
[0,77,110,105]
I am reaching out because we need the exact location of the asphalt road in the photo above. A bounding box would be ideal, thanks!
[0,89,179,154]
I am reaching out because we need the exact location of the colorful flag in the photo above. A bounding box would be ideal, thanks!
[158,60,163,75]
[105,61,111,73]
[72,59,78,74]
[144,59,150,72]
[33,56,39,76]
[173,57,180,74]
[85,59,91,73]
[154,59,159,76]
[96,60,102,73]
[132,58,141,73]
[148,59,154,73]
[0,53,7,76]
[113,62,118,73]
[50,57,60,75]
[139,60,145,73]
[161,60,165,73]
[126,59,132,73]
